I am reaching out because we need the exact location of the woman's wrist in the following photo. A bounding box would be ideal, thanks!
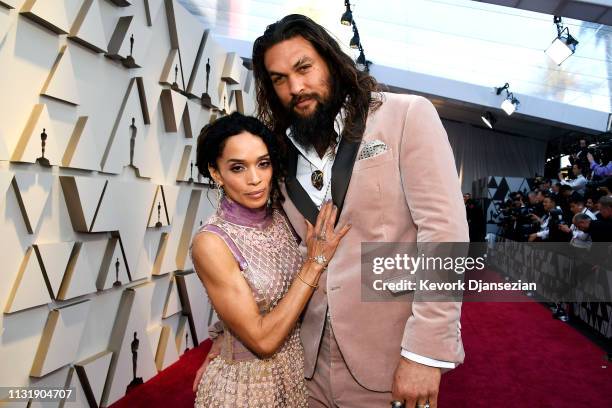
[300,262,323,284]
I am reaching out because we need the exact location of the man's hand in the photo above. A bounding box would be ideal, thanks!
[528,233,538,242]
[192,334,223,393]
[558,224,571,233]
[391,357,441,408]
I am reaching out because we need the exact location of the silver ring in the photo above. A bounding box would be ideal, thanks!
[390,401,404,408]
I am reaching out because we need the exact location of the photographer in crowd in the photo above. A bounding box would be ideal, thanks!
[528,195,568,242]
[575,196,612,243]
[558,163,587,195]
[558,197,597,249]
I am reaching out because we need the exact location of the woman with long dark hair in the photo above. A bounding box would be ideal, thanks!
[190,112,350,407]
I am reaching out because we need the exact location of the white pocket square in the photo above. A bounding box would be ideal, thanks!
[357,140,388,161]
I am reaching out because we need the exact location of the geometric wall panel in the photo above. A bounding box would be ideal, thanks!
[106,15,133,60]
[183,99,211,139]
[11,172,53,234]
[0,1,16,9]
[57,242,97,301]
[160,88,186,133]
[41,45,80,106]
[159,49,181,89]
[20,0,83,35]
[175,271,209,345]
[97,237,129,290]
[221,52,242,85]
[75,350,113,408]
[62,366,91,408]
[146,324,162,361]
[0,170,14,200]
[185,30,226,109]
[175,144,193,183]
[62,116,103,171]
[175,189,201,270]
[165,0,205,97]
[4,247,52,313]
[160,184,179,225]
[162,275,180,318]
[174,314,191,356]
[11,104,62,166]
[154,324,179,371]
[0,8,13,61]
[0,0,250,396]
[69,0,108,53]
[33,241,76,299]
[102,283,157,406]
[151,231,169,276]
[29,366,72,408]
[111,0,162,65]
[0,126,8,161]
[59,175,107,233]
[91,180,156,280]
[101,77,150,175]
[218,81,230,114]
[147,185,168,228]
[30,299,91,377]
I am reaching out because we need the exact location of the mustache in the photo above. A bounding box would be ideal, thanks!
[289,93,323,110]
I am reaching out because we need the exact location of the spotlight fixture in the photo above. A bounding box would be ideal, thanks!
[341,0,353,26]
[481,111,496,129]
[350,24,360,49]
[545,16,579,65]
[501,94,519,115]
[495,83,520,116]
[356,47,370,72]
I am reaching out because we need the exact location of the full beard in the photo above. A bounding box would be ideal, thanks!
[288,81,344,154]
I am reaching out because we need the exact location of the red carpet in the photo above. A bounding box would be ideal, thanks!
[111,302,611,407]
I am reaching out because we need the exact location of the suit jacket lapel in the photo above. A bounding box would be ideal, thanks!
[284,141,319,226]
[330,137,360,224]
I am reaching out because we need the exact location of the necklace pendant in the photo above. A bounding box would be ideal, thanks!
[311,170,324,190]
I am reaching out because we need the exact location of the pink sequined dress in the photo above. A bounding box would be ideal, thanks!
[192,197,308,407]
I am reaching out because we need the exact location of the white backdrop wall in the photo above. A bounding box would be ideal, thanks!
[443,119,547,194]
[0,1,256,407]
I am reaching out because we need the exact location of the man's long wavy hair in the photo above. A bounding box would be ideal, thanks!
[252,14,381,143]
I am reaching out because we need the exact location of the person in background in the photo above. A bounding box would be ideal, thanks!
[559,163,587,195]
[587,152,612,178]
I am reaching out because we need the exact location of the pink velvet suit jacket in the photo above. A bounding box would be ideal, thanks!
[280,92,469,392]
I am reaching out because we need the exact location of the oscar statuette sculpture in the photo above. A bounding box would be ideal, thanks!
[36,128,51,167]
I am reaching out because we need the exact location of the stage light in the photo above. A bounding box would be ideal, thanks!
[545,16,579,65]
[501,94,519,116]
[356,48,370,71]
[495,83,520,116]
[350,25,360,49]
[341,1,353,26]
[481,111,496,129]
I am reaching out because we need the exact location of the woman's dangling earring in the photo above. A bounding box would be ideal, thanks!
[212,180,224,207]
[216,183,224,207]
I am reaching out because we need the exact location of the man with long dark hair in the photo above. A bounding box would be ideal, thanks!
[238,14,467,407]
